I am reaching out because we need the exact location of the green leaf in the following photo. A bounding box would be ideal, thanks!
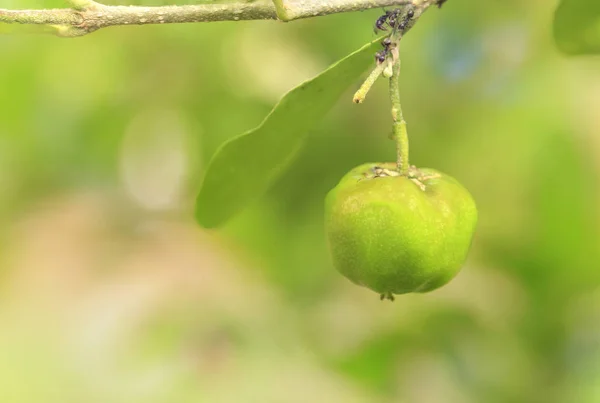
[195,39,380,228]
[554,0,600,55]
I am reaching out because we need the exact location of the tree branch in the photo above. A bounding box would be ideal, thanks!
[0,0,442,37]
[272,0,412,21]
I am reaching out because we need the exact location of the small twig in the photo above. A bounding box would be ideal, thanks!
[353,61,386,104]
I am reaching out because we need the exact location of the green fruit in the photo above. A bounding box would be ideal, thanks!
[325,163,477,299]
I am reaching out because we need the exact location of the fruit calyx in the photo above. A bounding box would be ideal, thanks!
[380,292,395,301]
[360,163,441,191]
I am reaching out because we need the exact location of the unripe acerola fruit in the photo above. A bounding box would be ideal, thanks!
[325,163,477,300]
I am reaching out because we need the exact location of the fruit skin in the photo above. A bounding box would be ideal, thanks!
[325,163,477,296]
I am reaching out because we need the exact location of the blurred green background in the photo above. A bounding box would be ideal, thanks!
[1,0,599,402]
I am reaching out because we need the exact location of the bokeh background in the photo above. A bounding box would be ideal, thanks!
[1,0,599,402]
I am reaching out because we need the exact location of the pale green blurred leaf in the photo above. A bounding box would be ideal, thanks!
[554,0,600,55]
[195,39,380,228]
[531,130,600,293]
[490,130,599,298]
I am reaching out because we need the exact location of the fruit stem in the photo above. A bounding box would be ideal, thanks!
[389,58,409,176]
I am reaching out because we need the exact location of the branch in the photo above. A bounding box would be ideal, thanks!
[0,1,277,37]
[0,0,442,37]
[272,0,411,21]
